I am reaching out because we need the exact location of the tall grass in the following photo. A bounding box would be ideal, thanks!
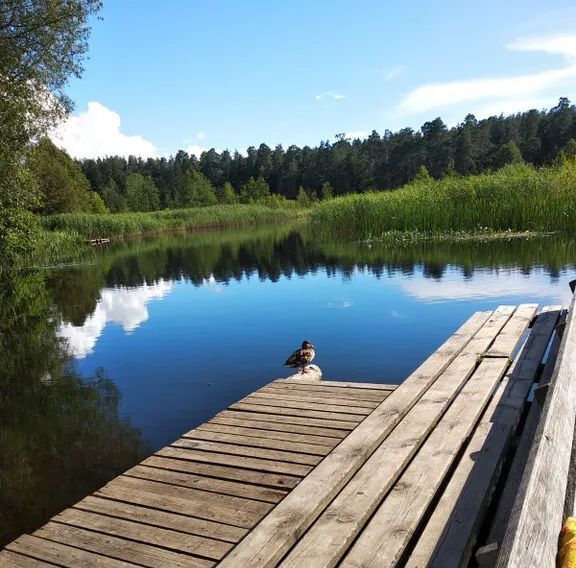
[312,161,576,238]
[41,204,302,239]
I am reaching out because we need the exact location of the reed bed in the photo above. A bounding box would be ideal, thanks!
[41,204,300,239]
[312,161,576,239]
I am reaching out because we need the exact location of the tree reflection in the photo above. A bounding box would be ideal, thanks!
[0,270,146,547]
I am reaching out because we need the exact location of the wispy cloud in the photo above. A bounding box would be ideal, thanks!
[397,34,576,117]
[507,34,576,59]
[51,101,158,159]
[385,66,405,81]
[315,91,347,101]
[196,131,207,140]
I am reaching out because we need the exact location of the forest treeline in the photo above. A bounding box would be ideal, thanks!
[72,97,576,213]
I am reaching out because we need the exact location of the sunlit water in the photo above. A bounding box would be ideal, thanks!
[1,223,575,545]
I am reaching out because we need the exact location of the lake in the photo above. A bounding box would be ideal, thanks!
[1,222,575,546]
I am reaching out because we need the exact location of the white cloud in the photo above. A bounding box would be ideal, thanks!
[58,280,173,358]
[51,101,158,159]
[315,91,347,101]
[397,34,576,117]
[196,131,207,140]
[344,130,368,139]
[385,66,405,81]
[507,34,576,60]
[185,144,208,158]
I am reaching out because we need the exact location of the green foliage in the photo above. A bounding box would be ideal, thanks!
[100,179,127,212]
[321,181,334,200]
[88,192,109,214]
[126,173,160,212]
[296,186,311,208]
[182,171,217,207]
[240,176,271,203]
[28,138,94,214]
[41,204,301,239]
[0,0,102,264]
[312,160,576,237]
[414,164,432,182]
[492,140,524,170]
[216,181,238,204]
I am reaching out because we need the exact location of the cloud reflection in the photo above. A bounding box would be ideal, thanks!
[58,280,173,358]
[397,270,570,304]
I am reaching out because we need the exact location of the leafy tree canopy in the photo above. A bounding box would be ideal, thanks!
[0,0,102,263]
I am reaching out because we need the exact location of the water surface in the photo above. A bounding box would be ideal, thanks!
[1,224,575,545]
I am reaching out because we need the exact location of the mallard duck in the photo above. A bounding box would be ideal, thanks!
[284,340,316,374]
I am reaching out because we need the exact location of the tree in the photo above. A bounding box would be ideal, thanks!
[0,0,102,263]
[296,186,311,208]
[28,138,94,214]
[126,174,160,212]
[413,165,432,183]
[100,179,127,212]
[492,140,524,169]
[182,171,217,207]
[216,182,238,204]
[88,192,108,214]
[321,181,334,200]
[239,177,271,203]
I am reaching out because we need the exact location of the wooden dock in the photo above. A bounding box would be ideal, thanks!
[2,294,575,567]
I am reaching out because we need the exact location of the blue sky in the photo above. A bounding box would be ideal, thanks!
[52,0,576,158]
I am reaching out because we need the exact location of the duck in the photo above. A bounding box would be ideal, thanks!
[284,340,316,374]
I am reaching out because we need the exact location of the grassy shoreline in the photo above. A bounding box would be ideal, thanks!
[41,204,302,239]
[12,205,303,269]
[312,161,576,239]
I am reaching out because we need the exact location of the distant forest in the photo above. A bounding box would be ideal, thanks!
[73,97,576,212]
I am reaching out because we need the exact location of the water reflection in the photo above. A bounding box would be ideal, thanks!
[0,270,147,547]
[59,280,173,358]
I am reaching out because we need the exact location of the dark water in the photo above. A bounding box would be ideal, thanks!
[1,223,575,546]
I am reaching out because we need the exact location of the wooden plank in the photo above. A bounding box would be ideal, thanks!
[281,308,519,568]
[171,438,322,466]
[97,475,272,529]
[486,304,538,357]
[54,507,227,561]
[258,385,383,405]
[217,310,496,567]
[240,394,371,416]
[156,446,312,477]
[407,307,557,567]
[342,357,510,568]
[75,495,247,543]
[209,413,349,437]
[0,551,55,568]
[34,521,206,568]
[476,310,564,566]
[6,534,139,568]
[228,402,364,423]
[125,464,288,503]
[497,293,576,568]
[274,378,395,390]
[263,383,388,402]
[249,390,379,410]
[197,422,340,447]
[213,409,357,430]
[182,429,331,456]
[141,455,300,489]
